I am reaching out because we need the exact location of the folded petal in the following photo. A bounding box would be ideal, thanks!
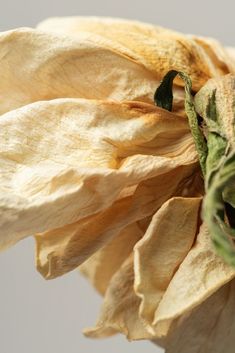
[0,94,199,276]
[0,98,197,251]
[191,36,235,74]
[35,162,200,279]
[79,222,144,295]
[134,197,201,330]
[153,223,235,337]
[37,17,233,91]
[165,279,235,353]
[0,28,160,114]
[84,255,153,340]
[226,47,235,64]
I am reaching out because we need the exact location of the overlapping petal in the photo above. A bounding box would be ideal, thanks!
[0,28,159,114]
[164,278,235,353]
[1,16,235,353]
[79,222,144,295]
[153,223,235,337]
[134,197,201,330]
[37,17,234,91]
[0,97,197,255]
[84,255,153,340]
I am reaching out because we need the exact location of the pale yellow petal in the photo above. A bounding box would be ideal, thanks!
[165,279,235,353]
[134,197,201,329]
[192,36,235,74]
[0,28,159,114]
[37,16,233,91]
[84,255,153,340]
[79,222,144,295]
[226,47,235,64]
[35,163,200,279]
[153,223,235,337]
[0,98,197,251]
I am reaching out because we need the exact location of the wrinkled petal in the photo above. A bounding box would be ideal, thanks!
[36,163,200,279]
[191,36,235,74]
[134,196,201,330]
[37,17,233,91]
[0,28,160,114]
[153,223,235,337]
[79,222,144,295]
[165,279,235,353]
[0,98,197,251]
[226,47,235,64]
[84,255,153,340]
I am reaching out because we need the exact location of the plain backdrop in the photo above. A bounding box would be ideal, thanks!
[0,1,234,352]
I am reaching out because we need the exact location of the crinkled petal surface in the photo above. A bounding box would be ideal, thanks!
[36,163,199,279]
[0,97,198,262]
[226,47,235,64]
[153,223,235,337]
[0,27,160,114]
[37,17,234,91]
[79,222,144,295]
[84,255,153,340]
[165,278,235,353]
[134,196,201,330]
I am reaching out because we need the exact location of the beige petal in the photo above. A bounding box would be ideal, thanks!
[165,279,235,353]
[35,163,200,279]
[79,222,144,295]
[226,47,235,64]
[153,223,235,337]
[192,36,235,74]
[84,255,153,340]
[0,98,197,251]
[134,197,201,330]
[0,28,160,114]
[37,17,233,91]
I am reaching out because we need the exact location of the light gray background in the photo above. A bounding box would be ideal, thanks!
[0,1,233,352]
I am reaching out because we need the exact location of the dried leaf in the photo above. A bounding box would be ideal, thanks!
[194,75,235,266]
[154,70,208,176]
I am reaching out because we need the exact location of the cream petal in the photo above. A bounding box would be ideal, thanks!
[0,28,160,114]
[165,279,235,353]
[134,197,201,330]
[0,98,196,251]
[226,47,235,64]
[84,255,153,340]
[35,163,199,279]
[0,96,197,258]
[191,36,235,74]
[79,222,144,295]
[37,16,233,91]
[153,223,235,337]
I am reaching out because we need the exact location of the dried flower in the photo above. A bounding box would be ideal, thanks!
[0,16,235,353]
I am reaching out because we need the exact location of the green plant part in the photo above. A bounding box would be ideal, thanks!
[155,71,235,267]
[154,70,208,177]
[194,74,235,266]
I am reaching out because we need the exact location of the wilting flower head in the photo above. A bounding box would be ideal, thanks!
[1,16,235,353]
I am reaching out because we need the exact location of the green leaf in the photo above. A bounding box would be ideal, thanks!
[154,70,208,177]
[194,75,235,266]
[155,71,235,267]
